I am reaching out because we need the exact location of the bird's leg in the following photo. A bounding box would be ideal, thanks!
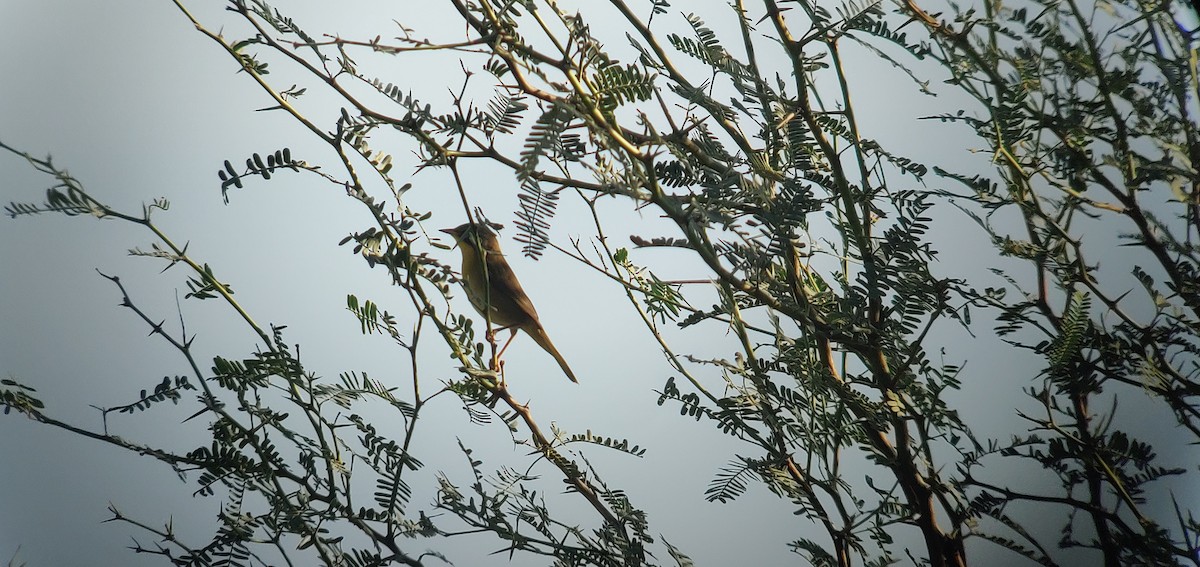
[485,324,515,348]
[497,328,519,359]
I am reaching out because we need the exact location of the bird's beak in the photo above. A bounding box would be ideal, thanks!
[440,228,460,248]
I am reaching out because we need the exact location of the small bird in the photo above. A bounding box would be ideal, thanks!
[441,222,578,383]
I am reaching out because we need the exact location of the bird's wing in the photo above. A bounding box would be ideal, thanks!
[484,251,541,324]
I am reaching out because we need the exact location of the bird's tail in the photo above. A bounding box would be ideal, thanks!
[526,324,579,383]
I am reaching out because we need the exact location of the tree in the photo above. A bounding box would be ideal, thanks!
[3,0,1198,565]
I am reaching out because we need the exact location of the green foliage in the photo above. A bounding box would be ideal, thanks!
[482,91,529,137]
[592,62,656,111]
[924,0,1200,562]
[113,376,195,414]
[217,148,300,200]
[564,429,646,457]
[185,263,234,300]
[513,102,574,257]
[704,457,760,503]
[0,379,44,416]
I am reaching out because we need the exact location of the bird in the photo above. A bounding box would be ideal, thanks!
[440,222,578,383]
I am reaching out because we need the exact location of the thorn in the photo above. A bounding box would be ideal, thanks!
[757,5,792,24]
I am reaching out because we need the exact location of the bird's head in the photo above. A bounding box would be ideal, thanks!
[440,222,502,253]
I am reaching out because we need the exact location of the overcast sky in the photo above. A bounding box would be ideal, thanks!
[3,1,1197,566]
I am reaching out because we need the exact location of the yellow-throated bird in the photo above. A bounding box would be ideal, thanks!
[441,222,578,383]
